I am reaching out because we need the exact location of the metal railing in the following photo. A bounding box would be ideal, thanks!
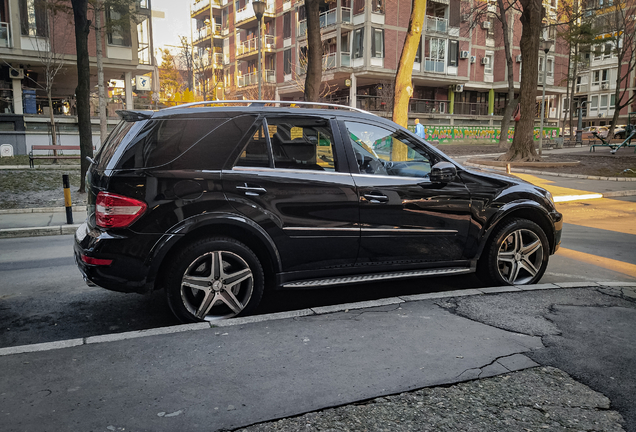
[426,16,447,33]
[192,0,210,13]
[424,57,445,73]
[356,95,391,111]
[194,24,221,42]
[237,35,275,56]
[454,102,489,116]
[298,7,351,37]
[237,69,276,87]
[235,0,274,23]
[409,98,448,114]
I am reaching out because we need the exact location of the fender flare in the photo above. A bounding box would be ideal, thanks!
[475,200,558,259]
[144,212,282,289]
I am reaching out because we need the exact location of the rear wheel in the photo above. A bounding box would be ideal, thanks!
[478,219,549,286]
[165,237,264,322]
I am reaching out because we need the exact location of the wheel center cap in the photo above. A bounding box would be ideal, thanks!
[515,253,522,261]
[212,280,224,291]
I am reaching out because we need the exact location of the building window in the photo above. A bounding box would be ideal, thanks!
[283,12,291,39]
[484,51,494,75]
[373,0,384,13]
[284,49,291,74]
[19,0,47,37]
[547,57,553,78]
[353,28,364,58]
[486,17,495,39]
[448,40,458,67]
[424,37,446,72]
[107,5,132,46]
[592,70,600,85]
[371,28,384,58]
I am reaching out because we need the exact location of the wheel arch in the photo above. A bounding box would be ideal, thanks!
[145,214,281,292]
[477,201,557,259]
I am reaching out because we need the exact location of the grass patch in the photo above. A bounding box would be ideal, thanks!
[0,155,81,166]
[0,169,83,210]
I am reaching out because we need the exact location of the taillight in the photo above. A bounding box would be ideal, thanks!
[95,192,147,228]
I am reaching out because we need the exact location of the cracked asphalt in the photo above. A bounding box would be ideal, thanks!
[1,285,634,432]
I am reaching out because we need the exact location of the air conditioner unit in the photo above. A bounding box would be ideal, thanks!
[482,21,492,29]
[9,68,24,79]
[516,54,522,63]
[455,84,464,92]
[487,4,496,12]
[460,50,470,59]
[470,56,476,63]
[601,83,609,90]
[481,57,490,65]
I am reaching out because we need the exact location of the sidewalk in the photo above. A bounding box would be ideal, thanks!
[1,281,632,431]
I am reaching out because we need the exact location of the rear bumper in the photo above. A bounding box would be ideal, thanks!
[73,222,161,294]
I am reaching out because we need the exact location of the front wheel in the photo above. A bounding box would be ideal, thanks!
[478,219,549,286]
[165,237,264,322]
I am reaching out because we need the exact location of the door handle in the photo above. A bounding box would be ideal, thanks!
[363,193,389,203]
[236,184,267,196]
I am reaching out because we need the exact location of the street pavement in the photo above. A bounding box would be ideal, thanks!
[1,153,636,431]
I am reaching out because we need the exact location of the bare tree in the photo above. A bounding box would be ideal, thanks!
[289,45,337,101]
[193,49,223,101]
[392,0,426,127]
[303,0,323,102]
[179,36,194,92]
[27,0,71,148]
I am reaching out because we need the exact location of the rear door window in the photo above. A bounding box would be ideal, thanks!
[266,117,337,171]
[95,120,136,171]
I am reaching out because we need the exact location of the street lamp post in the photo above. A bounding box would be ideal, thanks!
[538,39,554,157]
[252,0,266,101]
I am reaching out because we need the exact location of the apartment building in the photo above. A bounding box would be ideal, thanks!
[569,0,635,128]
[191,0,570,128]
[0,0,156,155]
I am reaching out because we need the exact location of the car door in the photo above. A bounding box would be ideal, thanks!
[341,120,472,267]
[223,115,360,273]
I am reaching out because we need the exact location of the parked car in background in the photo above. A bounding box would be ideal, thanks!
[74,101,563,323]
[581,126,608,140]
[613,125,627,139]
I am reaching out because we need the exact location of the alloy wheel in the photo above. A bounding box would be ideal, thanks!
[496,228,544,285]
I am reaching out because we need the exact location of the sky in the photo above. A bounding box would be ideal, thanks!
[151,0,193,53]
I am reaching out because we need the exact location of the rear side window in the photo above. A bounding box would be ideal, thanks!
[267,117,337,171]
[117,115,256,170]
[96,120,135,170]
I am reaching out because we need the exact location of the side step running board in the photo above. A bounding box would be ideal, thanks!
[282,267,472,288]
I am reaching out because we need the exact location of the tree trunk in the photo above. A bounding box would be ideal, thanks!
[498,0,543,162]
[304,0,322,102]
[47,91,58,147]
[72,0,93,193]
[392,0,427,128]
[497,0,514,149]
[95,1,107,145]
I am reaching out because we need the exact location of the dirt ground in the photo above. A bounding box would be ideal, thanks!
[439,143,636,178]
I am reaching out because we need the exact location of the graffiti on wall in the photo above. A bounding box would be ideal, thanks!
[408,125,559,143]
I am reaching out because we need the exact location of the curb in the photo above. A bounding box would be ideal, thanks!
[0,206,87,215]
[0,225,81,238]
[1,281,634,357]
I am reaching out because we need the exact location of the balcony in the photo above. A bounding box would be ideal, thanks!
[409,98,448,114]
[193,24,221,43]
[426,16,447,33]
[235,0,275,25]
[423,57,445,73]
[192,0,220,15]
[454,102,489,116]
[0,22,10,48]
[298,7,352,37]
[236,35,275,58]
[237,70,276,87]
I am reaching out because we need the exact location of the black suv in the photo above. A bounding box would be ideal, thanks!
[74,102,562,322]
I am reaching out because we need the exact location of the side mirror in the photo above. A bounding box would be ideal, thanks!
[430,161,457,183]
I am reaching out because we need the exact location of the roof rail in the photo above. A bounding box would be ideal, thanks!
[161,100,373,115]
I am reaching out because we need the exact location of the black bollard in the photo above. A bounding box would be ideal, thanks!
[63,174,73,224]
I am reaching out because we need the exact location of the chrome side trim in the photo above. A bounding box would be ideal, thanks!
[282,267,472,288]
[282,227,457,234]
[229,167,352,177]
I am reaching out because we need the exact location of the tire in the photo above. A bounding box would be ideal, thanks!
[477,218,549,286]
[165,237,264,323]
